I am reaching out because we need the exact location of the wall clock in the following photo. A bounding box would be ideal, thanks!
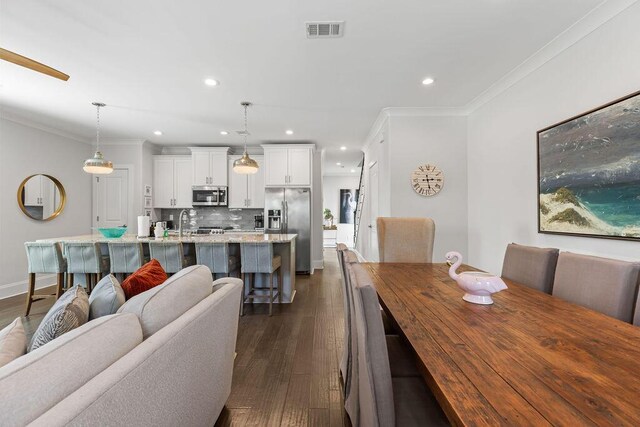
[411,164,444,196]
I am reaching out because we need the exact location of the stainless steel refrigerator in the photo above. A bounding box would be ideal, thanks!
[265,188,311,274]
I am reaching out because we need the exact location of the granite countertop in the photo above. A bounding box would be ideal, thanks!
[37,233,297,244]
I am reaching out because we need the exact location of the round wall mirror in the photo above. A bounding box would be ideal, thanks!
[17,174,66,221]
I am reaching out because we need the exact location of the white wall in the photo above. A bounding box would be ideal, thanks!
[389,116,468,262]
[0,118,92,297]
[323,174,360,246]
[467,3,640,274]
[357,115,468,262]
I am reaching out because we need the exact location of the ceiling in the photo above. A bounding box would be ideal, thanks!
[0,0,605,148]
[323,149,363,176]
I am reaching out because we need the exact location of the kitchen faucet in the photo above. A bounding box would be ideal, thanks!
[178,209,189,238]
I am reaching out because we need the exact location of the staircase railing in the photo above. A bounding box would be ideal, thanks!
[354,154,365,247]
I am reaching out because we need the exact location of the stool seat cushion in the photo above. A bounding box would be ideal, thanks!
[29,286,89,352]
[0,318,27,369]
[118,265,213,339]
[121,259,168,299]
[88,275,126,320]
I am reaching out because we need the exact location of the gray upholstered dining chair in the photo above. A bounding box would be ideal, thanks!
[501,243,559,294]
[376,217,435,263]
[24,242,67,316]
[337,244,351,382]
[347,262,448,427]
[240,242,282,316]
[195,242,239,279]
[634,288,640,327]
[107,242,145,280]
[552,252,640,323]
[64,242,110,293]
[148,241,190,274]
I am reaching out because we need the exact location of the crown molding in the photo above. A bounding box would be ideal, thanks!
[0,109,89,144]
[464,0,637,113]
[100,139,147,146]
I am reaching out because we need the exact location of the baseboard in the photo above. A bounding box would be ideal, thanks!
[351,249,367,262]
[0,274,57,300]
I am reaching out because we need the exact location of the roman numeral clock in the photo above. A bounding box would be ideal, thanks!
[411,164,444,197]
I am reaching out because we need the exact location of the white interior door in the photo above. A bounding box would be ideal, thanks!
[93,168,129,229]
[368,162,379,261]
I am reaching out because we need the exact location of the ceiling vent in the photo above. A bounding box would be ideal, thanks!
[306,21,344,38]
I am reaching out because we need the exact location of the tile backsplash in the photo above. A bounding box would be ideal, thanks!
[160,207,262,230]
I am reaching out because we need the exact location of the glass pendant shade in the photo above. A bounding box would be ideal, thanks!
[83,151,113,174]
[233,151,259,174]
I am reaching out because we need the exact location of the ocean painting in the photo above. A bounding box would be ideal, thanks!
[538,91,640,240]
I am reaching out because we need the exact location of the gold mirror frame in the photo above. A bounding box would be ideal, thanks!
[17,174,66,221]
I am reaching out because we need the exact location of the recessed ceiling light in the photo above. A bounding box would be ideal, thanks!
[422,77,435,85]
[340,146,347,151]
[153,130,163,136]
[336,162,341,166]
[350,169,355,173]
[204,78,219,86]
[285,130,294,135]
[220,131,229,135]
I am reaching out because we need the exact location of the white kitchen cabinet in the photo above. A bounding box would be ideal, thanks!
[228,155,264,208]
[190,147,229,186]
[262,144,313,187]
[24,175,43,206]
[153,156,193,208]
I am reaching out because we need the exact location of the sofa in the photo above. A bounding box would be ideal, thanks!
[0,265,243,427]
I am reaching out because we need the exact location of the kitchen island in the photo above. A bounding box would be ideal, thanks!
[37,233,297,303]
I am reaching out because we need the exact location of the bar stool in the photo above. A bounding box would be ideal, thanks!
[240,242,282,316]
[64,242,110,294]
[195,242,239,279]
[108,242,145,281]
[148,241,190,274]
[24,242,67,316]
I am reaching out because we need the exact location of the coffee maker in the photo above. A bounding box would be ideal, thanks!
[254,213,264,230]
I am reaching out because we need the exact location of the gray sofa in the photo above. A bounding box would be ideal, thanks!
[0,265,242,427]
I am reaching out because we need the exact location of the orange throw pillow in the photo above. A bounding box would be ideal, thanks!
[121,259,168,299]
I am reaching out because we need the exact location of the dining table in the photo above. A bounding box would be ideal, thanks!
[361,262,640,427]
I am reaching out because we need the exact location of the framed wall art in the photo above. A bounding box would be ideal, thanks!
[538,90,640,241]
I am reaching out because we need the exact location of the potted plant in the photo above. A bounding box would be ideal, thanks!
[323,208,336,230]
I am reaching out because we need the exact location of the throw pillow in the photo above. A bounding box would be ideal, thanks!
[0,317,27,368]
[29,285,89,352]
[121,259,168,299]
[88,274,126,319]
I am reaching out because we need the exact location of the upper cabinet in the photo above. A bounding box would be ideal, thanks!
[153,155,193,208]
[191,147,229,186]
[262,144,314,187]
[228,155,264,209]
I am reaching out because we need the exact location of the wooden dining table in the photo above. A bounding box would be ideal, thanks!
[361,262,640,427]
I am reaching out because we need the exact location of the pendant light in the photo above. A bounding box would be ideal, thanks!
[233,101,259,174]
[83,102,113,174]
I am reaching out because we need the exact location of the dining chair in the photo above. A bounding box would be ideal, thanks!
[240,242,282,316]
[337,243,351,382]
[195,242,239,279]
[376,217,435,263]
[501,243,559,294]
[553,252,640,323]
[633,285,640,327]
[64,242,110,294]
[24,242,67,316]
[347,262,447,427]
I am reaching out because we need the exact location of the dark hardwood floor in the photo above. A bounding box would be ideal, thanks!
[0,250,350,426]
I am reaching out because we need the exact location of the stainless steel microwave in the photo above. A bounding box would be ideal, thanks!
[192,186,228,207]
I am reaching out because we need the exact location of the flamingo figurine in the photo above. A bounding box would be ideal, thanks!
[445,251,508,305]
